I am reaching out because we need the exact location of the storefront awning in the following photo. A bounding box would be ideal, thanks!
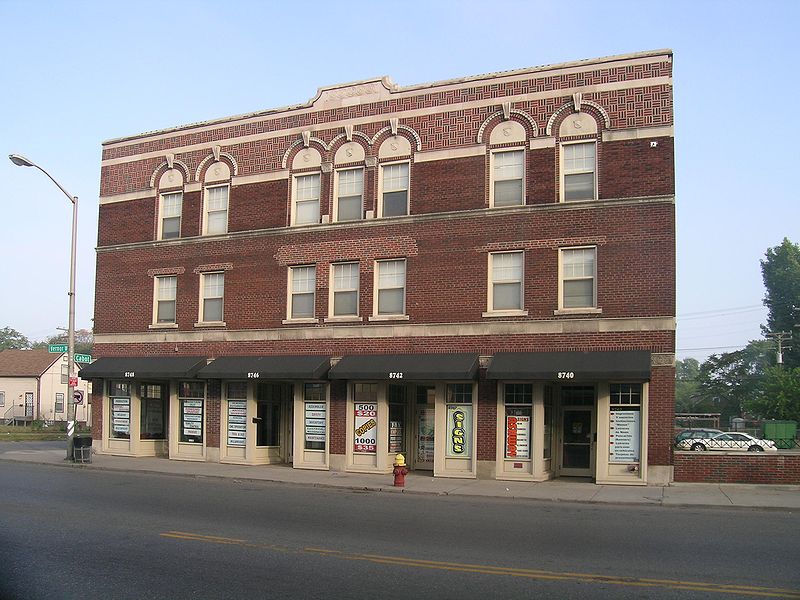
[486,351,651,381]
[196,355,331,380]
[78,356,207,379]
[328,353,480,381]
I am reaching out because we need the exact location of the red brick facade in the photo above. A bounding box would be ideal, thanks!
[89,50,676,483]
[674,453,800,484]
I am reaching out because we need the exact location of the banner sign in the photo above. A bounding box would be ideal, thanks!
[227,400,247,446]
[506,409,530,459]
[609,409,640,463]
[446,405,472,458]
[111,397,130,437]
[181,399,203,443]
[353,403,377,453]
[305,402,326,444]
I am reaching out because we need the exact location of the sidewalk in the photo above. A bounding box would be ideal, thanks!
[1,443,798,510]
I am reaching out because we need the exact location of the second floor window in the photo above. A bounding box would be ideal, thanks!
[380,163,409,217]
[290,265,316,319]
[201,272,224,322]
[335,169,363,222]
[155,275,177,324]
[491,150,524,207]
[375,259,406,315]
[331,262,359,317]
[159,192,182,239]
[293,174,321,225]
[560,247,597,309]
[489,251,523,311]
[204,185,229,235]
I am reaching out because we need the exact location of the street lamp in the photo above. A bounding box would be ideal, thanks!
[9,153,79,461]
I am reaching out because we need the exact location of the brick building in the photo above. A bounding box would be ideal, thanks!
[82,49,675,485]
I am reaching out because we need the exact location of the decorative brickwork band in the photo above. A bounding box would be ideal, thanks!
[147,267,186,277]
[651,353,675,367]
[193,263,233,274]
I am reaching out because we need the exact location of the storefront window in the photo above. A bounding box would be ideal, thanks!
[140,383,167,440]
[609,383,642,464]
[504,383,532,459]
[543,385,553,460]
[226,382,248,447]
[110,381,131,440]
[304,383,326,451]
[446,383,472,458]
[388,385,406,454]
[179,381,205,444]
[353,383,378,454]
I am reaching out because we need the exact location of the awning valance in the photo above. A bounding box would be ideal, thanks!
[328,353,479,381]
[486,351,651,381]
[196,355,331,380]
[78,356,207,380]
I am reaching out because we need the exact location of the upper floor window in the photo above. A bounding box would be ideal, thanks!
[562,142,596,202]
[292,174,321,225]
[0,391,5,407]
[330,262,359,317]
[334,168,364,222]
[61,363,69,384]
[375,259,406,316]
[200,272,224,323]
[491,150,524,207]
[379,162,409,217]
[488,251,524,312]
[289,265,316,320]
[204,185,229,235]
[154,275,177,324]
[560,247,597,309]
[159,192,182,239]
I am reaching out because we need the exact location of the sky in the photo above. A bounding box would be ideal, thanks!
[1,0,797,362]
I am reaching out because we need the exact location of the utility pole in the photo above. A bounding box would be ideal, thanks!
[766,332,792,366]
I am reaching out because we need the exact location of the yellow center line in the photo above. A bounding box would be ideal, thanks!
[160,531,800,598]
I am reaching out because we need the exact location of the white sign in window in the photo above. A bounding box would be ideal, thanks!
[505,409,531,459]
[353,402,377,453]
[609,409,640,463]
[227,400,247,447]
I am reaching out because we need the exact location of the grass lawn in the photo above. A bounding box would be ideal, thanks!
[0,425,68,442]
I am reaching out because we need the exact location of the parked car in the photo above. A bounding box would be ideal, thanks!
[676,432,778,453]
[674,428,723,445]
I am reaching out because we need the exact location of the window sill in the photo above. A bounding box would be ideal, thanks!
[482,310,529,318]
[323,316,363,323]
[368,314,410,322]
[148,323,178,330]
[194,321,227,328]
[553,308,603,316]
[282,318,320,325]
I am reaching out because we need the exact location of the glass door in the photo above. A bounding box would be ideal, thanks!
[414,385,435,470]
[559,386,595,478]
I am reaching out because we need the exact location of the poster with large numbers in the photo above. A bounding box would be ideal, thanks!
[111,397,130,438]
[353,403,377,453]
[505,408,531,459]
[305,402,326,445]
[227,400,247,447]
[609,409,640,463]
[181,399,203,444]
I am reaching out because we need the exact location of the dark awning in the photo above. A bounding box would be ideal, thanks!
[78,356,207,379]
[486,351,651,381]
[328,353,479,381]
[196,356,331,380]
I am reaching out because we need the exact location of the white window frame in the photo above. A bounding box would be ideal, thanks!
[291,173,321,226]
[152,275,178,327]
[333,168,364,222]
[484,251,527,317]
[371,259,407,320]
[285,265,318,323]
[560,141,597,202]
[158,191,183,240]
[377,161,410,218]
[0,391,5,407]
[197,272,225,325]
[490,148,525,208]
[203,184,229,235]
[55,392,65,414]
[327,262,360,321]
[557,246,600,314]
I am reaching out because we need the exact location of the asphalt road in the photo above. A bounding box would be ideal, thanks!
[0,461,798,600]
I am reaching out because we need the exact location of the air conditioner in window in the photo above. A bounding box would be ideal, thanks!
[321,214,330,224]
[365,210,375,219]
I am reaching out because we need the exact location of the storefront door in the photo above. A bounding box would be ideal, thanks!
[558,386,596,478]
[414,385,435,470]
[256,383,291,462]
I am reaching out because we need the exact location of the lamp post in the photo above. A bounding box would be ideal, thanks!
[9,153,78,461]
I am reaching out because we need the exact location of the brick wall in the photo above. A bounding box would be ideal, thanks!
[648,365,675,466]
[674,453,800,484]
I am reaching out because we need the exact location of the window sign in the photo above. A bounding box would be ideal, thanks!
[354,402,377,453]
[609,409,640,463]
[505,408,531,459]
[178,383,205,445]
[227,400,247,446]
[446,405,472,457]
[304,382,326,451]
[111,397,131,439]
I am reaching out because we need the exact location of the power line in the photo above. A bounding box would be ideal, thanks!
[677,304,763,317]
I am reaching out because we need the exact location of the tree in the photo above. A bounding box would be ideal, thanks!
[675,358,703,413]
[0,327,31,350]
[696,340,772,425]
[745,366,800,422]
[31,329,93,355]
[761,238,800,368]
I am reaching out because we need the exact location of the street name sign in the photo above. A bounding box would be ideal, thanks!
[48,344,68,353]
[75,354,92,364]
